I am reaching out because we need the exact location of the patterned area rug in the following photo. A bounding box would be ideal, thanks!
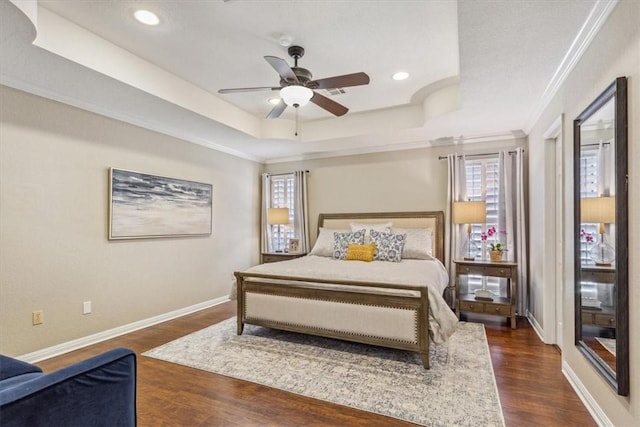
[595,337,616,356]
[143,318,504,426]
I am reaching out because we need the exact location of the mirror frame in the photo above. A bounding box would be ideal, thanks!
[573,76,628,396]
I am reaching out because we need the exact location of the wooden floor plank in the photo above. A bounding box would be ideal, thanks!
[34,302,595,426]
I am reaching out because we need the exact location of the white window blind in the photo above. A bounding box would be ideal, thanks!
[269,174,295,251]
[465,158,499,240]
[465,157,502,295]
[579,149,600,265]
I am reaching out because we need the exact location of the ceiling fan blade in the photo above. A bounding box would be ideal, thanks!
[264,56,298,83]
[266,100,287,119]
[310,92,348,117]
[311,72,370,90]
[218,87,280,94]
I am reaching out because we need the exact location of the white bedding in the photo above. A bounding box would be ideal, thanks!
[243,255,458,343]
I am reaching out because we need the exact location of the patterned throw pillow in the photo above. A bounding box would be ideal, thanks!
[345,243,377,262]
[370,230,407,262]
[350,222,392,244]
[333,229,366,259]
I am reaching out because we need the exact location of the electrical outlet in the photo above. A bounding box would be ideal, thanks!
[32,310,44,325]
[83,301,92,315]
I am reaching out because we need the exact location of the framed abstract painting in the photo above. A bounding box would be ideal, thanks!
[109,168,212,239]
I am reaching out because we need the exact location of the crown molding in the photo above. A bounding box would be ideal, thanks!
[264,131,520,164]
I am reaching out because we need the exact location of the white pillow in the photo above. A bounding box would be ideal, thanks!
[350,222,392,244]
[309,227,349,257]
[392,227,434,260]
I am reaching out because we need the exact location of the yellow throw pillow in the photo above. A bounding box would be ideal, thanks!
[345,243,376,262]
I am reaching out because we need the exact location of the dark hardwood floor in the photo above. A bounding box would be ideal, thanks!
[36,302,595,426]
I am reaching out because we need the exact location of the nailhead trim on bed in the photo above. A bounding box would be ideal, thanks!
[243,291,420,345]
[245,316,419,345]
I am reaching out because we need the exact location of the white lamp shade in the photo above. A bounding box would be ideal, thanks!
[267,207,290,225]
[280,85,313,107]
[453,201,486,224]
[581,197,615,224]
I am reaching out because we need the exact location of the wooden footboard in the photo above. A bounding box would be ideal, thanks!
[234,271,431,369]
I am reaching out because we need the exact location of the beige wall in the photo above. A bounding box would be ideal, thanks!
[265,138,526,243]
[528,0,639,424]
[0,86,262,356]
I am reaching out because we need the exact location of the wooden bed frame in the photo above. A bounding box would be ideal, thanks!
[234,211,445,368]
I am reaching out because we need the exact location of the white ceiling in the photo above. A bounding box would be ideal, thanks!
[1,0,610,163]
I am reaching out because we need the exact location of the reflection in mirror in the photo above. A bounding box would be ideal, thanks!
[574,77,628,396]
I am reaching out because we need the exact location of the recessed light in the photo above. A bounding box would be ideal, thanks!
[268,98,281,105]
[392,71,409,81]
[134,10,160,26]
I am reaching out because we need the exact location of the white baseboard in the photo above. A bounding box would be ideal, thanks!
[561,360,612,427]
[19,297,230,363]
[526,310,548,343]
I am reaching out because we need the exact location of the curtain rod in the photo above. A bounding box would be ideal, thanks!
[438,150,522,160]
[265,170,310,177]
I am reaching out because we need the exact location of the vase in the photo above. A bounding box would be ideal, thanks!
[489,250,503,262]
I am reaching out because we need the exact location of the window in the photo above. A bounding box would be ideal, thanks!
[269,174,295,252]
[579,149,600,265]
[465,156,502,295]
[465,156,500,247]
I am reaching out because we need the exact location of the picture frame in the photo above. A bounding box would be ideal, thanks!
[109,168,212,240]
[288,238,300,254]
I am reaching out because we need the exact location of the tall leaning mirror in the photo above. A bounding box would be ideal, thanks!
[574,76,628,396]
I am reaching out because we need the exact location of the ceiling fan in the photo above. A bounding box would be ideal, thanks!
[218,46,370,119]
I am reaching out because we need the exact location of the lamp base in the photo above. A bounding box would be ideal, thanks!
[595,262,612,267]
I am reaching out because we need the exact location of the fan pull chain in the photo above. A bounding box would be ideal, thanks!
[295,107,299,137]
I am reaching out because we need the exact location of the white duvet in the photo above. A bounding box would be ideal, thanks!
[243,255,458,343]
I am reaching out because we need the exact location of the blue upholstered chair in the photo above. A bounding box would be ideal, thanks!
[0,347,136,426]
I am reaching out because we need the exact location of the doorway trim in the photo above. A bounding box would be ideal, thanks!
[543,114,564,348]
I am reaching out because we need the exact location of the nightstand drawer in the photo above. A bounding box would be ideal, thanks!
[457,265,477,275]
[261,253,307,264]
[459,300,485,313]
[262,254,285,263]
[457,265,511,278]
[594,313,616,327]
[484,303,511,316]
[484,267,512,278]
[581,270,615,283]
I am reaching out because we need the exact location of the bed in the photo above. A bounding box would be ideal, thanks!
[234,211,458,368]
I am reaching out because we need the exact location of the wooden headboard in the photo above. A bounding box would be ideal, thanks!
[317,211,445,264]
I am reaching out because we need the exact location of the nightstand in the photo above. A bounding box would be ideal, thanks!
[580,265,616,329]
[453,259,518,329]
[261,252,307,264]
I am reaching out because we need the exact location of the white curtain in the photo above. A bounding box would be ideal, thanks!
[446,154,467,306]
[292,170,310,253]
[260,173,272,253]
[497,148,528,315]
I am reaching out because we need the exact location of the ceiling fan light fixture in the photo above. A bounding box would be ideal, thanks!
[280,85,313,107]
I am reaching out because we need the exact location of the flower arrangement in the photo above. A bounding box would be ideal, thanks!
[481,226,507,252]
[580,228,594,243]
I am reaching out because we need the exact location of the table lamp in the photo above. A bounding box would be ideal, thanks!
[453,201,486,260]
[268,207,290,252]
[581,196,615,266]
